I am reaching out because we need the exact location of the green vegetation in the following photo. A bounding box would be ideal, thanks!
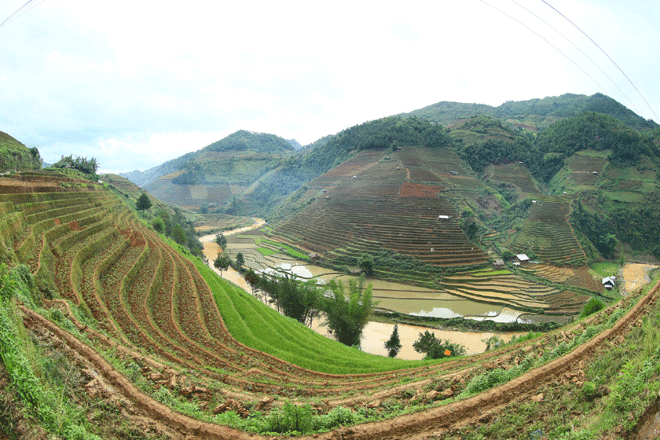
[254,273,323,326]
[323,276,375,347]
[385,324,402,358]
[413,330,466,359]
[0,131,42,172]
[52,155,99,177]
[135,192,152,211]
[195,260,420,373]
[0,265,100,439]
[580,297,605,318]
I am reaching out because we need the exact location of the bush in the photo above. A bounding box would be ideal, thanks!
[265,402,313,434]
[580,298,606,318]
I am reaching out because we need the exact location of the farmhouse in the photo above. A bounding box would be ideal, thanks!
[438,215,450,221]
[602,276,616,290]
[514,254,530,265]
[493,259,504,268]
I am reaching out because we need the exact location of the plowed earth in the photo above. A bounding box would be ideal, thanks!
[3,176,656,439]
[18,278,658,439]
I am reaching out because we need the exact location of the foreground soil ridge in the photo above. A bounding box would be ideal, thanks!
[19,276,657,440]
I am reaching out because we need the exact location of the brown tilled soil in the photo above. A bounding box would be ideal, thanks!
[18,278,659,440]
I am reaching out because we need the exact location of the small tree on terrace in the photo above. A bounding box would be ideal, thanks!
[244,269,259,295]
[358,253,374,276]
[214,253,231,276]
[413,330,466,360]
[136,193,152,211]
[215,233,227,249]
[259,273,323,327]
[323,275,375,347]
[235,252,245,270]
[385,324,402,358]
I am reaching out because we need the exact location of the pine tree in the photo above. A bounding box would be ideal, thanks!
[136,192,152,211]
[385,324,402,358]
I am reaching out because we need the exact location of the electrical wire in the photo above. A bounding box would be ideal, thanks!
[477,0,608,96]
[540,0,659,122]
[509,0,640,117]
[0,0,49,31]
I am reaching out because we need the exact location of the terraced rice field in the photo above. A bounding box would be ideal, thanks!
[510,195,587,266]
[4,172,660,439]
[486,163,541,194]
[439,268,588,315]
[272,149,487,267]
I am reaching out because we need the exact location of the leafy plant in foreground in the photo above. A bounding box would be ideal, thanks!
[323,275,375,347]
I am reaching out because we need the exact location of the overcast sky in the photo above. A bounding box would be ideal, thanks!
[1,0,659,173]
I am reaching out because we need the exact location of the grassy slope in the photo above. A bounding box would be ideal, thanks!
[0,131,41,171]
[193,258,427,374]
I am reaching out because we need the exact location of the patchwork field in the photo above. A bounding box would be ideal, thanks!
[3,171,659,439]
[272,148,488,268]
[509,195,587,266]
[486,162,541,194]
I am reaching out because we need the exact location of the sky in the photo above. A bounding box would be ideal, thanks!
[1,0,659,173]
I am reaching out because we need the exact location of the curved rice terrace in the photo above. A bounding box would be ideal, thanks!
[485,162,542,194]
[1,172,660,438]
[509,195,587,266]
[272,149,488,268]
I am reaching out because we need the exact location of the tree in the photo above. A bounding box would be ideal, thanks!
[482,335,504,351]
[214,253,231,276]
[385,324,402,358]
[244,269,260,295]
[151,217,165,233]
[235,252,245,270]
[322,275,375,347]
[136,193,152,211]
[172,224,187,245]
[358,253,374,276]
[413,330,466,360]
[53,155,98,175]
[258,273,323,326]
[215,233,227,248]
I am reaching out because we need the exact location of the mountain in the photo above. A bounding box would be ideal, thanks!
[0,130,42,171]
[120,93,660,264]
[402,92,657,131]
[121,130,296,213]
[2,101,660,439]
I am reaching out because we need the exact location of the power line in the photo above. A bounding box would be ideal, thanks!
[509,0,641,117]
[540,0,659,122]
[0,0,49,31]
[477,0,608,95]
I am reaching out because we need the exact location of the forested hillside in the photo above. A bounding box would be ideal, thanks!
[0,130,42,172]
[403,92,657,130]
[117,93,660,266]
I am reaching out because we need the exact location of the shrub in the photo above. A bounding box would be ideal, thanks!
[581,298,606,318]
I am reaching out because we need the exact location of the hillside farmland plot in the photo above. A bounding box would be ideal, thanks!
[5,172,660,440]
[486,162,541,194]
[273,149,488,268]
[510,195,587,266]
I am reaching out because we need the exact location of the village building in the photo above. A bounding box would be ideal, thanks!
[514,254,530,265]
[493,259,504,268]
[602,276,617,290]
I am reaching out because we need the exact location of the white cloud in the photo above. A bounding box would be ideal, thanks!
[1,0,659,172]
